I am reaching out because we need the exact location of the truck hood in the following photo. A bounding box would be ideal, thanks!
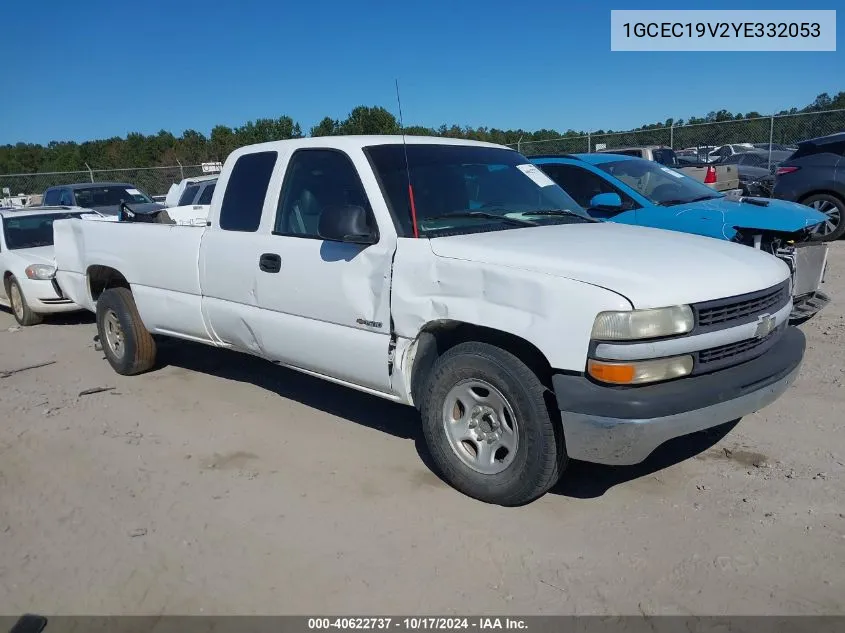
[428,223,790,309]
[616,196,826,240]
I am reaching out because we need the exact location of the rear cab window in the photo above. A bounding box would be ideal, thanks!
[652,148,679,167]
[219,152,278,232]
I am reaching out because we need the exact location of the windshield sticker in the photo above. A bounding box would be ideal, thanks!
[516,164,557,188]
[125,188,142,196]
[660,167,685,179]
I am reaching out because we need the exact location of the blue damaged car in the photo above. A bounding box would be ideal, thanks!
[531,153,831,322]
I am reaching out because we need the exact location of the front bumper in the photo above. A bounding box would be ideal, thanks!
[23,277,81,313]
[553,326,805,465]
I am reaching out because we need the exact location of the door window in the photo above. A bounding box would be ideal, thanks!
[274,149,371,238]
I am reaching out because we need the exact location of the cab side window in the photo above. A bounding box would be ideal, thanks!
[218,151,278,232]
[58,189,73,205]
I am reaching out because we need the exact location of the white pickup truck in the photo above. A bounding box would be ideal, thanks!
[53,136,806,506]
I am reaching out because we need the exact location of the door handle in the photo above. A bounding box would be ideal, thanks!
[259,253,281,273]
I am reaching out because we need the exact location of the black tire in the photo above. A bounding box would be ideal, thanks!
[7,277,43,326]
[803,193,845,242]
[419,342,566,506]
[96,287,156,375]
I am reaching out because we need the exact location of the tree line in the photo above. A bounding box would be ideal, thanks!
[1,92,843,175]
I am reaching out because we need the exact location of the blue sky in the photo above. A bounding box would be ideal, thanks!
[0,0,841,144]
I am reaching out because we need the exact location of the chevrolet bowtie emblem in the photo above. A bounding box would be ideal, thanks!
[754,314,776,339]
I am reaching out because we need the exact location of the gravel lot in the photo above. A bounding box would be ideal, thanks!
[1,244,844,616]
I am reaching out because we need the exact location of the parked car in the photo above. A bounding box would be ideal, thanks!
[0,206,86,326]
[42,182,164,216]
[531,153,830,322]
[162,176,218,224]
[707,143,756,161]
[677,146,717,162]
[53,135,805,506]
[596,146,740,192]
[714,150,792,197]
[753,143,798,153]
[164,175,218,208]
[772,132,845,242]
[718,149,793,172]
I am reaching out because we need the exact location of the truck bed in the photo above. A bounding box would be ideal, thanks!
[54,217,210,339]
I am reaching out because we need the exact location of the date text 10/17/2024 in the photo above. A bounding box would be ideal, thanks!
[307,618,528,630]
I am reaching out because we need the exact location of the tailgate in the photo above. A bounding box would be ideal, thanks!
[714,165,739,191]
[678,165,739,191]
[53,218,95,311]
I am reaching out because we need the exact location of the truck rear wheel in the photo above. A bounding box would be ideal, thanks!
[420,342,566,506]
[96,287,157,375]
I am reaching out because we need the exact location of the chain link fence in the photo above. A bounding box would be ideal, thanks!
[1,109,843,204]
[513,109,845,168]
[0,164,207,204]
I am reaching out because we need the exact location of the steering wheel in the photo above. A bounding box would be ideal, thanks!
[651,183,683,200]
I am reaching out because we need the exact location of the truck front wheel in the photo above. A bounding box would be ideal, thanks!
[420,342,566,506]
[96,287,157,375]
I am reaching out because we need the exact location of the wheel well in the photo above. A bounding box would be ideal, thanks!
[87,265,130,301]
[798,190,845,206]
[409,320,554,407]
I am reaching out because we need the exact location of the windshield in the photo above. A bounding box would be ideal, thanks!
[595,158,723,206]
[73,185,154,208]
[2,212,83,249]
[364,144,591,237]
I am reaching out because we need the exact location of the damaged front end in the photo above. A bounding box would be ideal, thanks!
[732,226,830,323]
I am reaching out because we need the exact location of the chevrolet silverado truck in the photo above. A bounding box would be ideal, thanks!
[53,136,805,506]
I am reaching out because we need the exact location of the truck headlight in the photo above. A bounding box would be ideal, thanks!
[588,355,694,385]
[24,264,57,280]
[591,305,694,340]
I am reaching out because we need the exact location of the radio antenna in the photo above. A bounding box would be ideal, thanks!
[395,79,419,238]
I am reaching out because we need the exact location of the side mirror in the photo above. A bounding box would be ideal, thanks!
[318,205,377,245]
[588,192,623,211]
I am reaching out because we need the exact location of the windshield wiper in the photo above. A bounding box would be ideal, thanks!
[422,211,536,227]
[657,195,719,207]
[519,209,597,222]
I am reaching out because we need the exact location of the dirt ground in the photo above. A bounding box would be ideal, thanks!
[1,245,844,617]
